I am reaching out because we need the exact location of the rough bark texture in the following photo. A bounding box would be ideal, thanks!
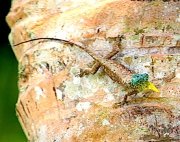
[6,0,179,141]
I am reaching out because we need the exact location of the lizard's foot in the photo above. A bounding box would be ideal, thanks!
[113,91,139,108]
[142,91,152,97]
[79,68,92,77]
[113,101,128,108]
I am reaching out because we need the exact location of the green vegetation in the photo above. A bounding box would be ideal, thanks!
[0,45,26,142]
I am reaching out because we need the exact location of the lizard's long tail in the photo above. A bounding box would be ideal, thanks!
[13,37,133,85]
[13,37,159,93]
[13,37,85,48]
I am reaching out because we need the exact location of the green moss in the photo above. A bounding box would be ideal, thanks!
[124,57,132,66]
[134,28,145,35]
[167,55,173,61]
[95,107,110,124]
[150,0,162,7]
[130,97,177,105]
[98,109,109,119]
[28,32,36,39]
[18,64,26,80]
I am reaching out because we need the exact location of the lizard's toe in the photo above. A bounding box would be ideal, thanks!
[79,68,92,77]
[113,101,128,108]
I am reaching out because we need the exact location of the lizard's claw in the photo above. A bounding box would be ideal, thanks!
[113,101,128,108]
[79,68,91,77]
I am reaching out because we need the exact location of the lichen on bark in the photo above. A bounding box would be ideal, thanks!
[6,0,180,141]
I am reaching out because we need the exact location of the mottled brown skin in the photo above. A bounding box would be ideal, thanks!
[14,37,139,106]
[79,47,120,76]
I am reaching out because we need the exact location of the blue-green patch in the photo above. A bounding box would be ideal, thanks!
[131,73,149,86]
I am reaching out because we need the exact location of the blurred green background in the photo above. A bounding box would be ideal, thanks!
[0,0,26,141]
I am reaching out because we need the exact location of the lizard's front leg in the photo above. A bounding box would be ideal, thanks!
[79,47,120,77]
[79,61,100,77]
[122,90,139,105]
[78,34,125,77]
[113,89,138,108]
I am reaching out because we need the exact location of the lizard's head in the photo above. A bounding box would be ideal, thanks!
[130,73,159,92]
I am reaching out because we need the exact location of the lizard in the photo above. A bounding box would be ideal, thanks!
[13,37,159,106]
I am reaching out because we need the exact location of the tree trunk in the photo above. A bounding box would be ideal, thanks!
[6,0,179,141]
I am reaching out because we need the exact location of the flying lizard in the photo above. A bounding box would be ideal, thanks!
[13,37,159,106]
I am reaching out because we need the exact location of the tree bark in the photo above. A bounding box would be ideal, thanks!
[6,0,180,141]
